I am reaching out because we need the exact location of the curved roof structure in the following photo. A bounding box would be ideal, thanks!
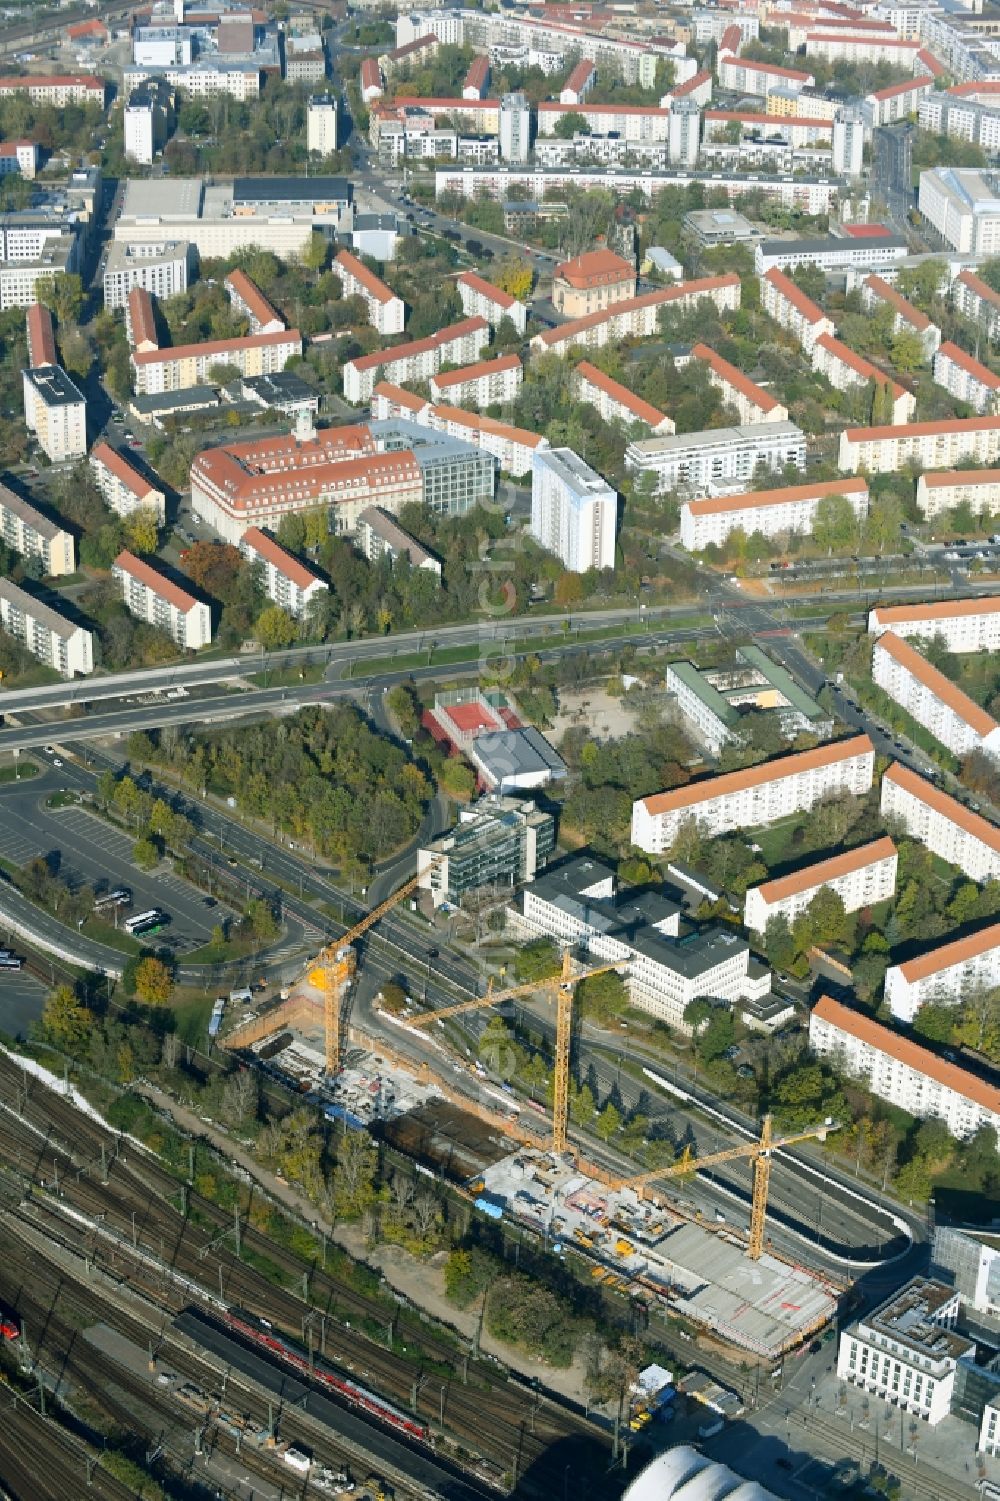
[622,1450,781,1501]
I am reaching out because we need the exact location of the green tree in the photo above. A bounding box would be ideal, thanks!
[133,956,174,1006]
[683,997,714,1029]
[595,1100,622,1142]
[132,836,160,870]
[439,757,476,800]
[553,110,589,139]
[301,231,330,271]
[256,604,297,649]
[123,507,160,556]
[246,898,279,947]
[763,913,798,972]
[575,969,628,1024]
[813,493,858,555]
[513,937,561,983]
[40,985,94,1049]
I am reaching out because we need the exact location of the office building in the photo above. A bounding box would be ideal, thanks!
[631,735,875,854]
[885,921,1000,1023]
[812,994,1000,1146]
[861,274,940,358]
[418,794,554,908]
[224,269,285,335]
[426,403,547,478]
[356,505,441,576]
[761,266,834,352]
[132,327,302,394]
[869,597,1000,654]
[499,92,531,162]
[103,239,190,310]
[22,366,86,463]
[115,175,351,262]
[124,80,173,166]
[89,441,166,523]
[836,1277,972,1426]
[307,93,338,156]
[755,234,909,277]
[429,353,521,407]
[932,1225,1000,1322]
[552,248,636,318]
[626,421,806,495]
[873,630,1000,760]
[239,527,328,618]
[919,169,1000,255]
[0,480,74,577]
[691,343,789,425]
[343,316,489,403]
[574,362,674,435]
[934,341,1000,413]
[813,334,915,422]
[456,269,526,334]
[882,762,1000,884]
[0,576,93,677]
[744,837,897,933]
[112,549,211,650]
[679,476,868,552]
[530,446,617,573]
[839,416,1000,475]
[334,249,404,335]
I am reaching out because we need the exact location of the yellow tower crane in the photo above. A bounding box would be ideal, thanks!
[409,950,629,1154]
[610,1113,840,1260]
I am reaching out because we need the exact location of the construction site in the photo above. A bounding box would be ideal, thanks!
[220,883,845,1365]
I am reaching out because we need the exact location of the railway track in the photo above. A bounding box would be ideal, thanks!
[0,1054,612,1492]
[0,1386,134,1501]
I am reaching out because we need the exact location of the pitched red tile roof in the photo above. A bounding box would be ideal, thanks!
[762,266,828,325]
[241,527,323,589]
[685,476,866,517]
[225,269,284,330]
[575,360,670,428]
[884,760,1000,858]
[691,341,783,413]
[132,328,300,366]
[863,274,931,332]
[554,248,635,289]
[334,248,399,306]
[874,630,998,738]
[753,836,897,904]
[91,441,157,500]
[431,353,520,389]
[348,317,487,374]
[114,549,199,613]
[638,734,874,816]
[26,303,56,368]
[457,270,517,310]
[937,340,1000,390]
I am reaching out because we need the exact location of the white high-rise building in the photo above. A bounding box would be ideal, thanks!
[307,94,339,156]
[22,366,87,463]
[881,762,1000,885]
[832,107,864,177]
[668,99,701,166]
[530,447,617,573]
[0,577,93,677]
[112,549,212,650]
[499,92,532,162]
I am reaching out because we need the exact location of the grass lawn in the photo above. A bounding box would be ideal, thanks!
[82,916,140,954]
[171,991,216,1043]
[0,760,39,783]
[46,790,81,809]
[247,662,325,689]
[749,816,804,870]
[184,928,261,964]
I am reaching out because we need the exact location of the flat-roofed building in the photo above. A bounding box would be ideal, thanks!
[919,168,1000,256]
[812,333,915,422]
[574,361,674,434]
[429,353,521,407]
[869,597,1000,654]
[552,248,636,317]
[333,249,405,336]
[356,505,441,576]
[112,548,212,650]
[839,416,1000,474]
[679,476,866,550]
[861,273,940,358]
[631,734,875,853]
[760,266,834,352]
[0,576,93,677]
[628,421,806,496]
[0,480,74,576]
[916,469,1000,520]
[22,366,86,463]
[934,341,1000,414]
[691,342,788,424]
[239,526,328,617]
[886,921,1000,1022]
[666,646,832,756]
[836,1275,973,1425]
[873,630,1000,760]
[343,317,489,403]
[104,240,190,312]
[133,327,302,394]
[418,794,555,907]
[457,270,527,334]
[744,837,897,933]
[224,269,285,335]
[89,441,166,523]
[881,761,1000,885]
[307,93,338,156]
[756,233,909,278]
[530,445,617,573]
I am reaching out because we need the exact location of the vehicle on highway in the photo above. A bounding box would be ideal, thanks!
[124,908,167,936]
[0,951,24,972]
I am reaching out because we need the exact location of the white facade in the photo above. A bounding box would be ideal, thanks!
[89,441,166,523]
[668,100,701,168]
[864,74,935,125]
[434,165,838,216]
[132,330,302,395]
[239,527,329,618]
[0,141,38,178]
[718,57,814,97]
[692,343,788,425]
[631,735,875,854]
[457,270,526,334]
[832,108,864,177]
[919,94,1000,155]
[533,274,740,360]
[919,168,1000,255]
[916,469,1000,519]
[499,92,531,162]
[872,631,1000,760]
[0,576,93,677]
[881,762,1000,884]
[22,367,87,463]
[954,269,1000,337]
[839,416,1000,475]
[574,362,674,434]
[0,480,74,577]
[124,99,157,165]
[811,994,1000,1145]
[428,404,546,478]
[429,354,521,407]
[530,447,617,574]
[761,267,834,352]
[307,94,339,156]
[812,334,915,423]
[933,341,1000,413]
[103,239,189,310]
[680,477,869,552]
[333,249,404,336]
[112,550,212,650]
[861,274,940,358]
[836,1277,970,1428]
[869,598,1000,653]
[885,921,1000,1022]
[626,421,806,496]
[744,837,897,933]
[343,317,489,403]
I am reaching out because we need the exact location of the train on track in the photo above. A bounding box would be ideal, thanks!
[0,1308,20,1340]
[211,1307,432,1445]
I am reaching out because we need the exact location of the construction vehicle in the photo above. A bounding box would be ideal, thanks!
[409,949,629,1154]
[612,1113,840,1260]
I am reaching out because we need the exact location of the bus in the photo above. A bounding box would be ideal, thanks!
[0,952,23,971]
[93,887,132,912]
[124,909,165,936]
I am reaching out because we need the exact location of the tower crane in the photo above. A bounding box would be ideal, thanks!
[409,949,629,1154]
[611,1113,840,1260]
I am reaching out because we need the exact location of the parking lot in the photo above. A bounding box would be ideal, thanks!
[0,964,48,1038]
[0,771,234,953]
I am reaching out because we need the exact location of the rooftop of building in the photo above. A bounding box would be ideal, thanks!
[859,1275,973,1361]
[761,265,830,323]
[553,247,636,288]
[874,630,998,738]
[638,733,873,817]
[90,441,158,498]
[472,724,568,786]
[691,342,782,412]
[431,352,521,388]
[629,419,805,458]
[225,267,284,327]
[845,414,1000,442]
[753,836,897,905]
[334,247,398,304]
[0,480,65,541]
[358,503,437,567]
[457,268,517,308]
[104,239,190,276]
[0,575,83,639]
[937,339,1000,387]
[760,232,907,255]
[896,918,1000,984]
[131,326,300,366]
[348,316,487,373]
[113,549,201,613]
[24,365,84,407]
[232,175,350,202]
[863,273,931,331]
[240,525,323,588]
[872,595,1000,626]
[535,445,614,499]
[574,360,668,427]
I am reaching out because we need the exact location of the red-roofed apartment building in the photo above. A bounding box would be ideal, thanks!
[89,441,166,522]
[343,317,489,403]
[463,55,490,100]
[933,340,1000,414]
[717,55,815,98]
[112,549,212,650]
[457,270,527,334]
[132,328,302,394]
[333,249,405,335]
[916,469,1000,519]
[429,353,521,407]
[574,361,674,434]
[552,248,637,317]
[869,596,1000,654]
[679,476,869,551]
[861,274,940,358]
[863,74,934,126]
[0,74,105,106]
[224,270,285,335]
[812,332,915,422]
[873,630,1000,760]
[954,269,1000,340]
[0,140,38,179]
[239,527,329,617]
[744,836,897,932]
[126,287,159,353]
[885,921,1000,1022]
[881,761,1000,885]
[560,59,596,105]
[760,267,834,352]
[691,342,789,424]
[631,734,875,851]
[810,994,1000,1144]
